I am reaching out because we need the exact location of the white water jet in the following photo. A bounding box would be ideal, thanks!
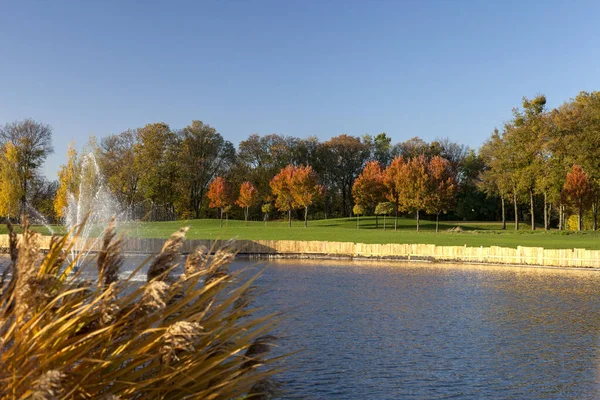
[64,152,126,267]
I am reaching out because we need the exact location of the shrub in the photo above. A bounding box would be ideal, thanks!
[0,219,281,399]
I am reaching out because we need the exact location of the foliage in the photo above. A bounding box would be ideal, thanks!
[270,165,322,227]
[236,181,259,222]
[208,177,233,228]
[0,221,281,399]
[425,156,457,232]
[352,161,386,216]
[0,141,23,218]
[0,119,54,208]
[375,202,394,216]
[54,142,80,219]
[563,164,592,231]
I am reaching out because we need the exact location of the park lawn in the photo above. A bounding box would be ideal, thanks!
[4,217,599,249]
[113,217,600,250]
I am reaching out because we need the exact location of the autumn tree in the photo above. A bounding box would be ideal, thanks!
[270,165,322,227]
[207,176,232,228]
[383,156,407,231]
[0,119,53,210]
[563,165,592,231]
[425,156,457,232]
[401,155,429,231]
[236,181,259,223]
[291,165,322,227]
[352,161,386,228]
[0,142,23,219]
[54,143,80,219]
[270,166,295,227]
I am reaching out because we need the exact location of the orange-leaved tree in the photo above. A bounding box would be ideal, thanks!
[352,161,386,228]
[235,181,258,224]
[270,165,296,227]
[270,165,323,227]
[291,165,323,227]
[207,176,232,228]
[401,154,428,231]
[563,164,593,231]
[425,156,457,233]
[383,156,407,231]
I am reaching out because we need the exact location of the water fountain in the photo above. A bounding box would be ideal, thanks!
[63,152,126,267]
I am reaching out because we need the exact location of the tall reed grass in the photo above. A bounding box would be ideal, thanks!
[0,218,282,399]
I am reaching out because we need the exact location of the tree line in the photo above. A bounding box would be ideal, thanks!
[0,90,599,230]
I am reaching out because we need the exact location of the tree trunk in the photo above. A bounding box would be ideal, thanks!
[436,213,439,233]
[558,203,564,230]
[264,212,268,228]
[501,197,506,230]
[513,192,519,231]
[416,209,420,232]
[357,214,360,229]
[219,208,223,228]
[530,188,535,230]
[288,209,292,228]
[304,207,308,228]
[244,206,248,224]
[578,201,583,231]
[394,202,398,231]
[593,198,598,231]
[376,214,379,229]
[383,214,386,231]
[543,192,548,231]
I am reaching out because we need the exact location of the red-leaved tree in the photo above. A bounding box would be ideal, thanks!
[563,164,593,231]
[235,181,258,224]
[207,176,232,228]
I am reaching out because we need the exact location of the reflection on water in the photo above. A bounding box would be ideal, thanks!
[250,260,600,399]
[3,255,599,399]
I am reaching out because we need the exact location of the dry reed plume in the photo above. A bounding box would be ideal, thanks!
[0,219,282,399]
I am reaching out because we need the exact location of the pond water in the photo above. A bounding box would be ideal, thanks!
[5,256,600,398]
[244,259,600,399]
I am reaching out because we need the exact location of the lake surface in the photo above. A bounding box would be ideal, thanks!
[5,255,599,398]
[244,259,600,399]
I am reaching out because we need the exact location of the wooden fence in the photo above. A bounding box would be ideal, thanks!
[0,234,599,268]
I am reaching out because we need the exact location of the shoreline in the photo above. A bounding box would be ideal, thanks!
[1,234,599,270]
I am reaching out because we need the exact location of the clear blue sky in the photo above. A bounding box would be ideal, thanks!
[1,0,599,178]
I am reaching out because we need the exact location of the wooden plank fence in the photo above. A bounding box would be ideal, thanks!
[0,234,599,268]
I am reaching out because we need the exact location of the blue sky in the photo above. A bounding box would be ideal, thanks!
[1,0,599,178]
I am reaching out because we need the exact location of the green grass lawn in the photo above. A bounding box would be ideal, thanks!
[5,216,600,249]
[113,216,600,250]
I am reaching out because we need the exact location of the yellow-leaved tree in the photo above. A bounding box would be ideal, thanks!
[54,143,80,219]
[0,141,23,219]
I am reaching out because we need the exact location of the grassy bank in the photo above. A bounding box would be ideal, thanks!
[115,217,600,250]
[8,216,600,249]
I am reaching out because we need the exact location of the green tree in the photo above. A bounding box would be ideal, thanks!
[179,121,235,219]
[375,202,394,230]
